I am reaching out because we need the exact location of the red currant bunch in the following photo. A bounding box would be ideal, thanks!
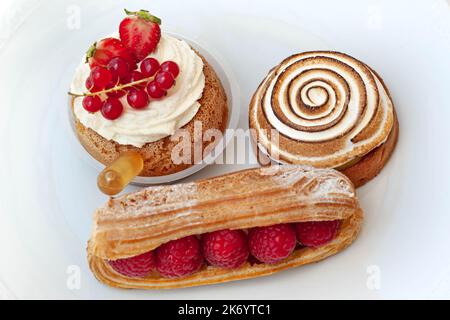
[82,47,181,120]
[144,60,179,99]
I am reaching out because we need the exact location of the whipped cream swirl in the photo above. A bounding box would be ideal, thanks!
[250,51,394,167]
[71,34,205,147]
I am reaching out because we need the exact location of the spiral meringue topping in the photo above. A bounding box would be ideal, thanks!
[250,51,395,168]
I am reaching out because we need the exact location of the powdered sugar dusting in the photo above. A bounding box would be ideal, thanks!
[267,165,355,199]
[97,165,355,233]
[102,182,199,219]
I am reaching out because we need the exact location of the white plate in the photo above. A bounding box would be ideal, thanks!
[1,0,450,299]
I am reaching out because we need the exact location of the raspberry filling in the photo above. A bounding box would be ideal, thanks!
[107,220,341,279]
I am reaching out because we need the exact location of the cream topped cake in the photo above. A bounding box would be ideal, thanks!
[69,9,228,177]
[71,34,205,147]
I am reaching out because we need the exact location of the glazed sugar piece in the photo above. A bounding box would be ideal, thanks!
[97,151,143,195]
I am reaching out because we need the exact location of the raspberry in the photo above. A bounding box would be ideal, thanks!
[202,229,249,269]
[247,254,263,266]
[108,251,155,278]
[248,224,296,264]
[156,235,204,278]
[295,220,341,247]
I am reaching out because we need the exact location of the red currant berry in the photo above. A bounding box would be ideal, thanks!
[85,76,93,90]
[105,72,119,89]
[85,76,101,92]
[130,70,145,81]
[82,96,102,113]
[119,72,131,85]
[107,57,131,81]
[90,66,113,89]
[140,57,160,77]
[101,97,123,120]
[127,88,149,109]
[128,70,146,88]
[146,80,166,99]
[160,61,179,78]
[155,71,175,90]
[107,89,126,98]
[104,72,124,98]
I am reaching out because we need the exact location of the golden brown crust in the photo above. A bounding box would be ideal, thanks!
[87,165,363,289]
[340,111,398,187]
[73,55,228,177]
[255,113,399,188]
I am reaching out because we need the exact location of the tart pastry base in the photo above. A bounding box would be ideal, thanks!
[255,111,398,188]
[340,111,398,187]
[249,51,399,187]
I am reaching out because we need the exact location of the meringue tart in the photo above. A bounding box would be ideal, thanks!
[88,165,363,289]
[249,51,398,187]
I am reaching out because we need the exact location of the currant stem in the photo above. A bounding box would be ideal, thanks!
[67,77,152,98]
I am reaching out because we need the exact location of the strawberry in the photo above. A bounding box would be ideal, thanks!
[119,9,161,61]
[86,37,136,69]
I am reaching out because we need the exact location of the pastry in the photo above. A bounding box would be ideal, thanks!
[88,165,363,289]
[249,51,398,187]
[69,9,228,177]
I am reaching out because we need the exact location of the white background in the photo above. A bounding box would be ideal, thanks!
[0,0,450,299]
